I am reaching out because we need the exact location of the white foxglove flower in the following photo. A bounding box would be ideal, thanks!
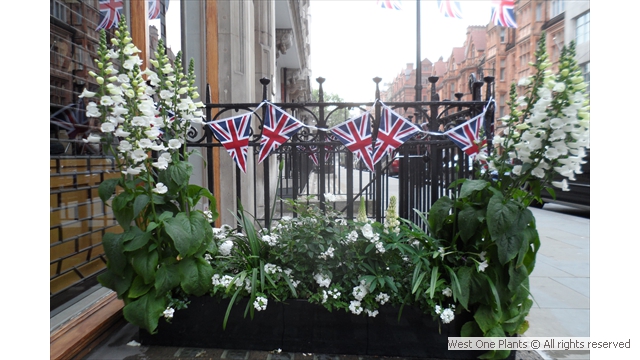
[101,123,115,133]
[83,133,102,143]
[114,128,131,137]
[152,183,168,194]
[168,139,182,150]
[551,179,570,191]
[131,149,148,163]
[79,88,96,98]
[478,260,488,272]
[86,102,101,117]
[118,140,133,152]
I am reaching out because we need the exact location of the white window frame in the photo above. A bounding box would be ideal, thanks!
[576,12,590,45]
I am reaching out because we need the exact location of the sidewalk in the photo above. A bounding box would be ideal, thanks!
[79,204,589,360]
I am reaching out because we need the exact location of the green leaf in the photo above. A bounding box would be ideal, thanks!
[98,178,120,204]
[133,194,150,218]
[508,264,529,292]
[112,192,134,231]
[459,179,489,198]
[102,232,126,276]
[474,304,499,333]
[455,267,471,310]
[97,268,133,297]
[164,212,211,257]
[122,289,166,334]
[487,195,525,265]
[458,204,481,242]
[178,257,214,296]
[131,248,158,284]
[123,227,152,252]
[154,263,181,296]
[428,196,453,237]
[128,275,153,298]
[460,320,482,337]
[429,265,439,299]
[169,160,193,189]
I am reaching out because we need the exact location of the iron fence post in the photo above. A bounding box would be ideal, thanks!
[484,76,495,156]
[260,77,271,225]
[427,76,440,207]
[373,77,383,222]
[317,77,326,212]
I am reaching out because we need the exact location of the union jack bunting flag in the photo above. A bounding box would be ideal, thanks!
[148,0,170,20]
[208,114,253,173]
[330,113,375,172]
[296,145,332,166]
[372,105,422,165]
[490,0,517,28]
[444,113,486,157]
[437,0,463,19]
[377,0,402,10]
[258,104,304,164]
[97,0,123,30]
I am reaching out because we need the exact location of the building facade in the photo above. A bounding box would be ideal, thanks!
[380,0,589,132]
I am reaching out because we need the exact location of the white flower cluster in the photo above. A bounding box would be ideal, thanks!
[348,300,363,315]
[321,288,341,304]
[218,240,234,256]
[211,274,252,292]
[83,20,204,179]
[318,246,335,260]
[283,268,301,288]
[384,196,401,234]
[264,263,282,275]
[253,296,268,311]
[435,304,456,324]
[375,292,390,305]
[492,42,589,191]
[342,230,359,245]
[361,224,385,254]
[262,234,279,246]
[313,272,331,288]
[365,309,379,317]
[352,282,368,301]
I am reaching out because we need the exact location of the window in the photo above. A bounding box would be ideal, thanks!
[551,0,564,18]
[450,83,455,100]
[500,59,506,81]
[500,28,506,43]
[580,62,590,93]
[536,3,542,21]
[576,12,590,45]
[50,0,67,22]
[499,96,506,118]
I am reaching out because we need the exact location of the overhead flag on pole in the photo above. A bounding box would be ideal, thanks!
[97,0,123,30]
[372,104,422,165]
[330,112,375,172]
[208,113,253,173]
[258,103,304,164]
[444,113,486,157]
[490,0,517,28]
[437,0,463,19]
[377,0,402,10]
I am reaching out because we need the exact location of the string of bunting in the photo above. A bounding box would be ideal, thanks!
[205,99,494,173]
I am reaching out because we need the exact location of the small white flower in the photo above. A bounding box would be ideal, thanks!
[442,287,452,297]
[253,296,268,311]
[349,300,363,315]
[361,223,374,239]
[440,308,455,324]
[478,260,489,272]
[219,240,234,256]
[163,307,175,319]
[152,183,168,194]
[168,139,182,149]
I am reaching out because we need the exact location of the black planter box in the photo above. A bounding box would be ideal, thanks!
[140,297,514,359]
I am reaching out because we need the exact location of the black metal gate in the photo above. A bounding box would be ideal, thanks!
[188,76,495,228]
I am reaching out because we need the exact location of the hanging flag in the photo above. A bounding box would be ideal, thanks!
[258,104,304,164]
[97,0,123,30]
[444,113,486,157]
[297,145,332,166]
[330,113,375,172]
[437,0,463,19]
[490,0,517,28]
[208,114,253,173]
[377,0,402,10]
[50,101,89,139]
[148,0,170,20]
[372,105,422,165]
